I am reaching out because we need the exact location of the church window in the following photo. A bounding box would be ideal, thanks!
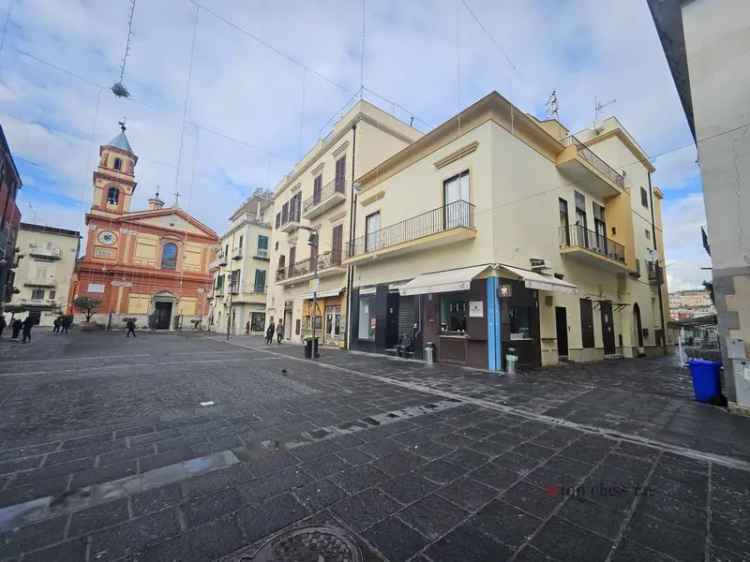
[161,243,178,270]
[107,187,119,205]
[114,158,122,171]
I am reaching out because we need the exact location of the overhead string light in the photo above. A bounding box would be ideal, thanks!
[112,0,137,98]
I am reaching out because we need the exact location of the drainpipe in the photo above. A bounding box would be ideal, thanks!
[648,172,667,353]
[344,123,358,350]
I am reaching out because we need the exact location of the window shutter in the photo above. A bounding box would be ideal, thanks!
[289,246,296,275]
[314,175,322,204]
[332,224,343,265]
[335,156,346,192]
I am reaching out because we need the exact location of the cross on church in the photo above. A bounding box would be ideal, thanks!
[174,191,181,207]
[118,118,127,132]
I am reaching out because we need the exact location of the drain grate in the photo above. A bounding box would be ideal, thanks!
[228,525,363,562]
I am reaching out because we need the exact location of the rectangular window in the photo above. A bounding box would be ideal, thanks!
[31,288,44,300]
[509,306,532,340]
[250,312,265,332]
[49,290,56,300]
[238,235,243,251]
[641,187,649,208]
[559,198,569,245]
[593,203,607,254]
[275,213,280,228]
[281,202,289,224]
[358,294,375,340]
[254,270,266,292]
[335,156,346,192]
[230,270,240,292]
[443,171,470,228]
[574,191,588,247]
[331,224,343,265]
[645,229,651,240]
[257,235,269,250]
[313,174,322,204]
[288,246,296,275]
[365,212,380,252]
[440,292,468,334]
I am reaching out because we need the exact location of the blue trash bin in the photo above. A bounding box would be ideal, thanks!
[688,359,722,403]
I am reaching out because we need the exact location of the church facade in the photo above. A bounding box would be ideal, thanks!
[70,124,218,329]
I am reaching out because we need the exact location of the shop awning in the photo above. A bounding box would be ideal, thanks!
[498,265,579,294]
[303,287,342,299]
[399,265,490,296]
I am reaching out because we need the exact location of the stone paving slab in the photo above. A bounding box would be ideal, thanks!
[0,332,748,561]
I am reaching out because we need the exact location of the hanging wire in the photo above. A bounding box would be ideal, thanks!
[175,4,200,194]
[112,0,137,98]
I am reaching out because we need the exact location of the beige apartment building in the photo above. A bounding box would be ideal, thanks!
[267,100,422,346]
[208,191,273,336]
[3,223,80,326]
[345,92,669,370]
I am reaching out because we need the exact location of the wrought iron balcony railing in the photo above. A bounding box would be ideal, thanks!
[559,225,625,264]
[562,135,625,188]
[275,250,343,282]
[303,178,347,213]
[347,200,475,259]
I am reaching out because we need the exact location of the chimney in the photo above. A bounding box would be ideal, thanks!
[148,190,165,210]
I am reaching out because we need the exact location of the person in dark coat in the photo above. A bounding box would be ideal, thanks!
[276,320,283,344]
[11,318,22,339]
[265,321,275,344]
[61,316,72,334]
[126,318,137,338]
[0,315,6,338]
[21,316,34,343]
[52,317,62,333]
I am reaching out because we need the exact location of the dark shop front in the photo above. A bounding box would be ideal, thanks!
[349,265,572,371]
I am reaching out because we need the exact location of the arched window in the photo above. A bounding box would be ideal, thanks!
[113,158,122,171]
[107,187,119,205]
[161,243,178,270]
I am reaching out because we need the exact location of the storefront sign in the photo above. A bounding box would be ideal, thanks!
[469,301,484,318]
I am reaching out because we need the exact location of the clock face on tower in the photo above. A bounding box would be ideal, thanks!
[98,231,116,245]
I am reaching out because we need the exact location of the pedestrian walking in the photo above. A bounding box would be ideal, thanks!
[11,319,22,339]
[21,316,34,343]
[61,316,72,334]
[265,321,275,345]
[276,320,283,344]
[52,317,61,334]
[126,318,137,338]
[0,315,6,338]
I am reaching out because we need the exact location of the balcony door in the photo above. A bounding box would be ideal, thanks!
[444,171,469,229]
[288,246,296,276]
[313,175,322,205]
[331,224,343,265]
[593,203,607,256]
[365,212,380,253]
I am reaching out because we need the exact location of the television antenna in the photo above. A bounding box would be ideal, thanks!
[594,96,616,131]
[545,90,560,121]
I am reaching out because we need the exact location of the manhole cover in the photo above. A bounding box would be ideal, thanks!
[232,525,364,562]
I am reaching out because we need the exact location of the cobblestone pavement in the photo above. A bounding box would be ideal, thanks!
[0,331,748,562]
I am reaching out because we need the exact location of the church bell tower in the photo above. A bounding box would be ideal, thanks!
[92,121,138,216]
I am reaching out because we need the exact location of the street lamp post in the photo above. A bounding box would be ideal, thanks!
[297,226,320,359]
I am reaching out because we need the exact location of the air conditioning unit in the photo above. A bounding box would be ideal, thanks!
[530,258,551,272]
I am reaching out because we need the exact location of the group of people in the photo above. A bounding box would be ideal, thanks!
[0,316,36,343]
[52,316,72,334]
[265,319,284,344]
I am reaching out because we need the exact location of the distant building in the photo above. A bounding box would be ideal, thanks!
[3,223,80,326]
[650,0,750,412]
[0,124,22,311]
[207,190,273,335]
[267,100,423,347]
[669,289,715,321]
[71,123,218,329]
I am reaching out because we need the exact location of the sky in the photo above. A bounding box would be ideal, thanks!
[0,0,711,290]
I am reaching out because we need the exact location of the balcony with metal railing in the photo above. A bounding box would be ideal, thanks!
[209,251,227,271]
[231,246,243,260]
[559,225,628,272]
[302,179,347,220]
[558,136,625,200]
[345,200,477,265]
[254,248,270,260]
[29,246,62,260]
[276,250,346,286]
